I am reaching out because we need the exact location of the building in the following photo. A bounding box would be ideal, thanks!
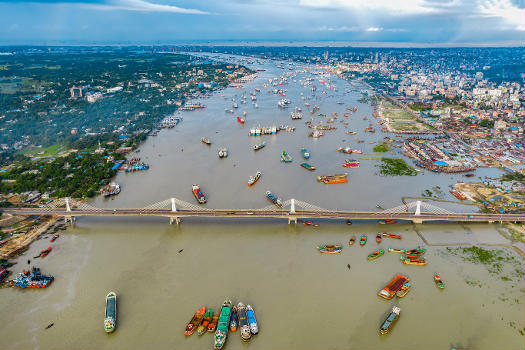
[70,86,85,98]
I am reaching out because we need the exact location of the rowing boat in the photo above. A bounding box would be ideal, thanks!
[360,234,367,246]
[367,249,385,260]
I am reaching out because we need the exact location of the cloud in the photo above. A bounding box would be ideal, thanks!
[366,27,382,32]
[298,0,438,15]
[478,0,525,31]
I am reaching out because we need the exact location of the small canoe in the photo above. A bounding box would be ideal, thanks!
[434,274,445,289]
[360,235,367,246]
[379,219,397,225]
[185,306,206,336]
[387,248,406,254]
[349,236,356,246]
[405,248,426,255]
[367,249,385,260]
[317,244,342,254]
[376,233,382,243]
[401,257,427,266]
[300,162,315,171]
[198,308,213,335]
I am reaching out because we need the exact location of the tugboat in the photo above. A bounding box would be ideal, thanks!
[246,305,259,334]
[104,291,117,333]
[192,184,206,204]
[103,182,121,197]
[266,191,283,208]
[218,148,229,158]
[253,142,266,151]
[237,303,251,341]
[300,148,310,159]
[198,308,213,335]
[201,137,211,145]
[434,274,445,289]
[229,306,238,332]
[214,299,232,349]
[280,151,292,163]
[185,306,206,336]
[360,234,367,246]
[317,244,343,254]
[380,306,401,335]
[248,171,261,187]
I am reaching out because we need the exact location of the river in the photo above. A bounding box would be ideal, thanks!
[0,53,523,350]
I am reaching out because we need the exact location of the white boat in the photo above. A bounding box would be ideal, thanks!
[218,148,229,158]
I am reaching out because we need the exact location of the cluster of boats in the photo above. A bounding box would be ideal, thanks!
[185,300,259,349]
[103,182,121,197]
[11,267,54,289]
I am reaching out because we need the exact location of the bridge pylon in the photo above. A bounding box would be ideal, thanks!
[169,197,181,225]
[64,197,75,224]
[288,198,297,225]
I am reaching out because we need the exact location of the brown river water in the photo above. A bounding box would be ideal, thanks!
[0,54,523,350]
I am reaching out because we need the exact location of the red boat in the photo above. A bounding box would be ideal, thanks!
[185,306,206,336]
[50,234,59,242]
[383,232,402,239]
[237,116,245,124]
[376,233,382,243]
[39,247,52,258]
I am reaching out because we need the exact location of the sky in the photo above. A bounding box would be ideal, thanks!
[0,0,524,45]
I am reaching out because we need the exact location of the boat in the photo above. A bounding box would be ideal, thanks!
[405,248,426,255]
[323,177,347,184]
[229,306,238,332]
[317,244,343,254]
[11,267,54,289]
[280,151,292,163]
[379,219,397,225]
[237,116,245,124]
[198,308,213,335]
[50,234,59,242]
[434,274,445,289]
[387,248,406,253]
[342,159,360,168]
[396,282,411,298]
[201,137,211,145]
[248,171,261,187]
[367,249,385,260]
[360,235,367,246]
[450,190,467,200]
[192,184,206,204]
[376,233,382,243]
[246,305,259,334]
[378,274,410,300]
[401,257,427,266]
[346,220,352,226]
[349,235,356,246]
[253,142,266,151]
[300,148,310,159]
[380,306,401,335]
[266,191,283,207]
[218,148,229,158]
[300,162,315,171]
[104,292,117,333]
[317,174,347,182]
[336,147,361,154]
[214,300,232,349]
[383,232,402,239]
[237,303,251,341]
[207,312,219,333]
[103,182,121,197]
[185,306,206,336]
[38,246,52,258]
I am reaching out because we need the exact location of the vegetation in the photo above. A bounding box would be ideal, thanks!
[373,143,389,152]
[376,158,417,176]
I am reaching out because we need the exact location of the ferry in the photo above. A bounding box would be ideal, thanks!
[104,292,117,333]
[317,244,342,254]
[253,142,266,151]
[380,306,400,335]
[218,148,229,158]
[266,191,283,207]
[185,306,206,336]
[300,148,310,159]
[198,309,213,335]
[192,184,207,204]
[214,300,232,349]
[248,171,261,187]
[229,306,238,332]
[103,183,121,197]
[246,305,259,334]
[201,137,211,145]
[300,162,315,171]
[237,303,251,341]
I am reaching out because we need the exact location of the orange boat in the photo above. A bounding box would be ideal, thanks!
[377,274,410,300]
[207,311,219,333]
[379,220,397,225]
[185,306,206,336]
[323,178,348,184]
[38,246,52,258]
[349,235,356,246]
[450,190,466,200]
[237,116,245,124]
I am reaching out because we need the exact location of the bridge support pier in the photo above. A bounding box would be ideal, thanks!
[169,217,181,225]
[288,217,297,225]
[64,215,75,224]
[411,219,424,224]
[488,221,494,224]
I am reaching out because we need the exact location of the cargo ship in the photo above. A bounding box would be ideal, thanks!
[192,184,207,204]
[317,244,342,254]
[214,300,232,349]
[266,191,283,207]
[11,267,54,289]
[104,292,117,333]
[237,303,251,342]
[380,306,400,335]
[103,183,121,197]
[450,190,467,200]
[248,171,261,187]
[229,306,238,332]
[378,274,410,300]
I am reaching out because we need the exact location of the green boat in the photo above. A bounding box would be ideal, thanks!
[317,244,342,254]
[360,234,367,246]
[367,249,385,260]
[434,274,445,289]
[214,299,232,350]
[300,162,316,171]
[104,292,117,333]
[280,151,292,163]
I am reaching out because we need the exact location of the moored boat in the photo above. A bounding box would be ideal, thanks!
[237,303,251,341]
[198,308,213,335]
[387,248,406,253]
[367,249,385,260]
[401,257,427,266]
[434,274,445,289]
[379,219,397,225]
[360,235,367,246]
[248,171,261,187]
[300,148,310,159]
[396,282,411,298]
[207,312,219,333]
[317,244,343,254]
[378,274,410,300]
[104,292,117,333]
[405,248,426,255]
[11,267,54,289]
[317,173,347,182]
[103,182,121,197]
[201,137,211,145]
[383,232,402,239]
[300,162,315,171]
[246,305,259,334]
[380,306,401,335]
[376,233,382,243]
[266,191,283,207]
[192,184,206,204]
[349,235,356,246]
[237,116,245,124]
[38,246,52,258]
[214,300,232,349]
[229,306,238,332]
[185,306,206,336]
[50,234,59,242]
[450,190,467,200]
[323,177,347,184]
[253,142,266,151]
[346,219,352,225]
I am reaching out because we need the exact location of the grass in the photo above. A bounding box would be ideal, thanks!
[18,143,66,157]
[390,123,419,131]
[383,110,415,120]
[377,158,417,176]
[373,143,389,152]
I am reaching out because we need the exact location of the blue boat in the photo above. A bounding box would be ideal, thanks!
[266,191,283,207]
[246,305,259,335]
[11,267,54,289]
[300,148,310,159]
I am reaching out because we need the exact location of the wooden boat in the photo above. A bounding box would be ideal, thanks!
[401,257,427,266]
[198,308,213,335]
[229,306,238,332]
[50,234,59,242]
[434,274,445,289]
[246,305,259,334]
[323,177,347,184]
[380,306,401,335]
[376,233,382,243]
[349,235,356,246]
[346,220,352,225]
[266,191,283,207]
[405,248,426,255]
[359,235,367,246]
[237,116,245,124]
[450,190,466,200]
[396,282,410,298]
[300,162,315,171]
[379,219,397,225]
[237,302,251,341]
[38,246,52,258]
[253,142,266,151]
[300,148,310,159]
[185,306,206,336]
[343,160,360,168]
[387,248,405,253]
[378,274,410,300]
[192,184,206,204]
[214,300,232,349]
[207,312,219,333]
[317,173,347,182]
[317,244,342,254]
[280,151,292,163]
[201,137,211,145]
[383,232,402,239]
[104,292,117,333]
[367,249,385,260]
[248,171,261,187]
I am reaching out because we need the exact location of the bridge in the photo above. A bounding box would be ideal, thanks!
[0,197,522,225]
